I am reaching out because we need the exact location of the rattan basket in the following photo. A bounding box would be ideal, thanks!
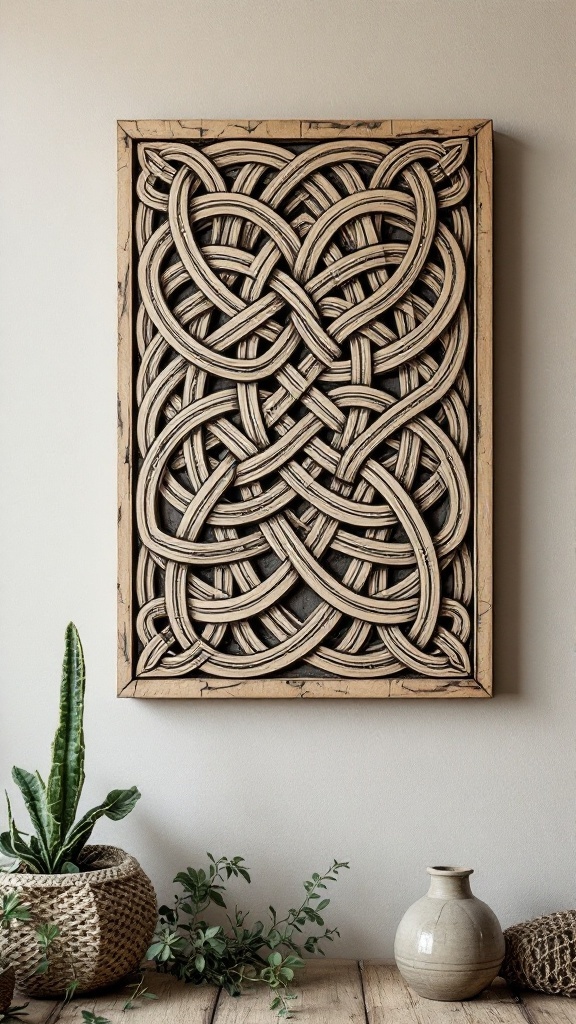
[0,845,157,998]
[501,910,576,996]
[0,966,15,1013]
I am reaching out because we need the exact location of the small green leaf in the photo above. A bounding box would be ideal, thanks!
[1,892,32,925]
[57,787,140,868]
[82,1012,111,1024]
[11,768,53,867]
[268,952,282,967]
[64,979,79,1003]
[209,889,226,908]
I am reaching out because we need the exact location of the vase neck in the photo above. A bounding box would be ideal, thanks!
[426,866,474,899]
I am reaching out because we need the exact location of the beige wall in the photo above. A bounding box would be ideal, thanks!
[0,0,575,957]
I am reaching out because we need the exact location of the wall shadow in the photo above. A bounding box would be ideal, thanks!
[492,133,525,696]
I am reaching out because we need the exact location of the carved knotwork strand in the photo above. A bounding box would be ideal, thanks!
[133,137,473,680]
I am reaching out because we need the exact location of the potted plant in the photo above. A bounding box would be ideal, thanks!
[0,624,157,998]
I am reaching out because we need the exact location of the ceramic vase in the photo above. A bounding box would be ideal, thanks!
[394,866,505,1001]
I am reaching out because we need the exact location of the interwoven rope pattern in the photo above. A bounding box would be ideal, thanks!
[134,136,473,681]
[0,846,157,997]
[0,967,15,1013]
[502,912,576,996]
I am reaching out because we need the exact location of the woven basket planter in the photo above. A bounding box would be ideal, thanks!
[0,845,157,998]
[501,911,576,996]
[0,966,15,1013]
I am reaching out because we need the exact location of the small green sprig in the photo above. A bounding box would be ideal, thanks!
[34,923,59,975]
[0,894,31,928]
[122,976,158,1012]
[147,855,349,1019]
[0,892,60,980]
[81,1012,111,1024]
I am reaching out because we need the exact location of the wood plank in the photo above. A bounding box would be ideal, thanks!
[13,992,62,1024]
[516,989,576,1024]
[391,120,489,137]
[473,120,494,697]
[119,119,301,139]
[212,959,365,1024]
[301,119,393,137]
[118,119,204,139]
[361,963,524,1024]
[117,123,134,695]
[120,677,489,699]
[119,119,488,141]
[46,972,219,1024]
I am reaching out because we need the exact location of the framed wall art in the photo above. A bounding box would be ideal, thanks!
[118,118,492,699]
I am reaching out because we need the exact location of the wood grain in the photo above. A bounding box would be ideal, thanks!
[119,119,488,140]
[117,119,493,698]
[51,972,219,1024]
[212,959,365,1024]
[120,676,488,698]
[473,121,493,695]
[361,963,524,1024]
[14,994,63,1024]
[517,989,576,1024]
[21,962,576,1024]
[117,123,134,695]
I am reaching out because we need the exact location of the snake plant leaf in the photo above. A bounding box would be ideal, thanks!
[0,795,44,873]
[46,623,86,853]
[56,787,141,869]
[11,768,53,868]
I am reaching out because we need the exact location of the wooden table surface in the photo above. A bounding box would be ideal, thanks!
[19,960,576,1024]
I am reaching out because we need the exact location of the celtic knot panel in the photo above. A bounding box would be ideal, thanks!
[119,121,492,697]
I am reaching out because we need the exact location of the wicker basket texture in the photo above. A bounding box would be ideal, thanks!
[502,911,576,996]
[0,966,15,1012]
[0,846,157,998]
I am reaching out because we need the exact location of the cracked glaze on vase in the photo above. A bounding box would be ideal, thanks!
[394,866,505,1001]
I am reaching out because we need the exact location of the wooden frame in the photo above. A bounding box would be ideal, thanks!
[118,119,492,699]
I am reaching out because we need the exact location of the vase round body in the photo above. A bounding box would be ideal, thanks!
[0,846,157,998]
[394,867,505,1001]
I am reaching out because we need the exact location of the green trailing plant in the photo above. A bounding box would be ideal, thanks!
[147,854,349,1019]
[0,624,140,874]
[1,891,59,978]
[0,895,31,930]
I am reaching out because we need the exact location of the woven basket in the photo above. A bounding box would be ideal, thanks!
[501,911,576,996]
[0,845,157,998]
[0,966,15,1013]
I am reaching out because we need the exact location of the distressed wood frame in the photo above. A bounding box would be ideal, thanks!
[118,118,492,699]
